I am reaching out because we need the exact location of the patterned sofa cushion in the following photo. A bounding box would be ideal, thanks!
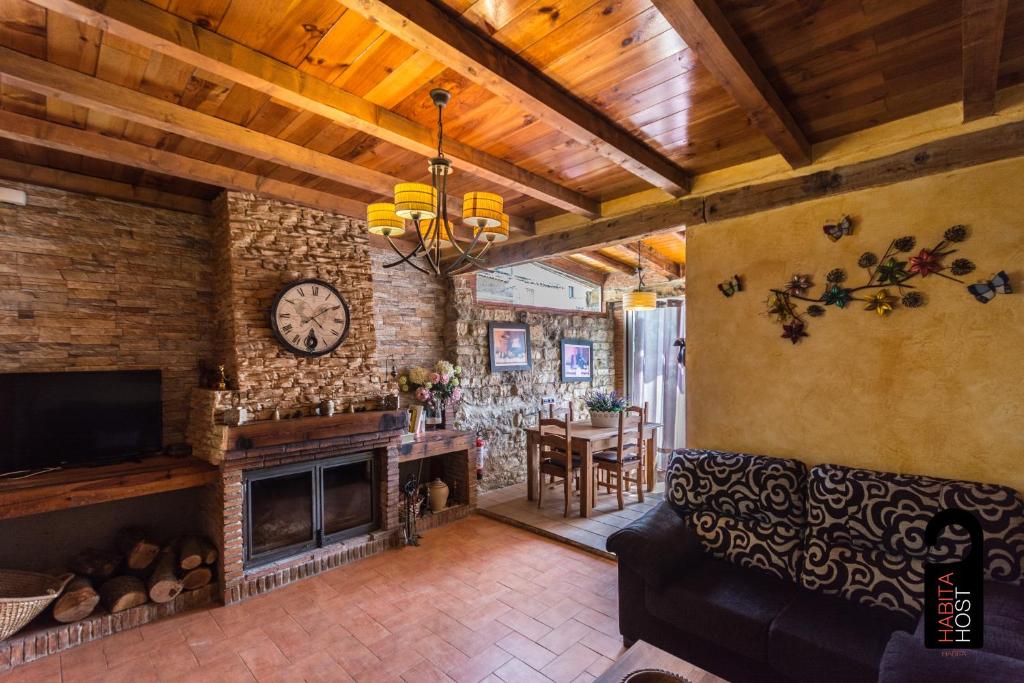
[666,449,808,582]
[801,464,1024,619]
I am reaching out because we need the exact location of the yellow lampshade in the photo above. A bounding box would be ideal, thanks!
[394,183,437,219]
[478,212,509,242]
[418,218,452,246]
[366,203,405,236]
[623,290,657,311]
[462,192,503,228]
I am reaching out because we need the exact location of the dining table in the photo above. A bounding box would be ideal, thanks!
[524,417,661,518]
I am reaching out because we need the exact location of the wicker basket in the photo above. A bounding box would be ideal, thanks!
[0,570,73,641]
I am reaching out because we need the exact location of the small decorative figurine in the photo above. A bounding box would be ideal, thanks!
[967,271,1012,303]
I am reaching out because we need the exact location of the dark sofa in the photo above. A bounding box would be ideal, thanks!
[607,449,1024,683]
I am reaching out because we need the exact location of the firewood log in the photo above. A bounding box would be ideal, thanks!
[178,536,204,571]
[99,576,147,613]
[199,538,218,565]
[52,576,100,623]
[147,550,184,604]
[180,566,213,591]
[68,548,121,581]
[115,527,161,571]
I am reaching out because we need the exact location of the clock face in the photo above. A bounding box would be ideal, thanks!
[269,279,351,357]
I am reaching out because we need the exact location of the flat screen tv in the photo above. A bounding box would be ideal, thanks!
[0,370,163,474]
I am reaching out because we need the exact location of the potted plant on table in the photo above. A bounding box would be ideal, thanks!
[585,390,629,428]
[398,360,463,429]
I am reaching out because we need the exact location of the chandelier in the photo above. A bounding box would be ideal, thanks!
[623,241,657,311]
[365,89,508,276]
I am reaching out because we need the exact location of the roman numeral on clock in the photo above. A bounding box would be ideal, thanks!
[282,324,293,333]
[311,285,319,296]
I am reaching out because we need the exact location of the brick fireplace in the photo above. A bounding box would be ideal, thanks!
[190,400,409,603]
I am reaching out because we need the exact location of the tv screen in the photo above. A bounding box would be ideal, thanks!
[0,370,163,474]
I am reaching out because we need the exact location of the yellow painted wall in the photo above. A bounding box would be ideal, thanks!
[686,157,1024,492]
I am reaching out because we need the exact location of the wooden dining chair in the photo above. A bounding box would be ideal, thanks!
[593,405,645,510]
[537,403,580,517]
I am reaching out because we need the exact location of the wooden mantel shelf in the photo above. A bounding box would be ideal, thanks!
[0,456,218,521]
[222,409,409,452]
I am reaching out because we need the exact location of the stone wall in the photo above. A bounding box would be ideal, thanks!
[0,180,213,443]
[370,247,447,377]
[215,192,386,415]
[446,275,615,489]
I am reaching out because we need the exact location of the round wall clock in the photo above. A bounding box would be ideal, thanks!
[269,278,351,357]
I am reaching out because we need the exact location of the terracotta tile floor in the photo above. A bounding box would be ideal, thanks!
[478,480,664,558]
[1,516,624,683]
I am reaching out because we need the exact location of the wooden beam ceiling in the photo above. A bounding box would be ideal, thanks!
[0,109,372,217]
[0,158,212,216]
[463,117,1024,270]
[461,198,704,271]
[0,46,535,234]
[545,257,609,286]
[963,0,1009,122]
[29,0,600,218]
[581,251,636,275]
[333,0,692,195]
[652,0,811,168]
[608,242,684,280]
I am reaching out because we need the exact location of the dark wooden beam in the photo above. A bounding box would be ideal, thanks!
[453,198,704,270]
[459,117,1024,270]
[963,0,1009,122]
[652,0,811,167]
[0,158,212,216]
[334,0,691,195]
[31,0,599,217]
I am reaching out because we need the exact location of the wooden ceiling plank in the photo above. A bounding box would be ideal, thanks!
[0,107,372,216]
[29,0,598,217]
[333,0,692,195]
[963,0,1009,122]
[651,0,812,168]
[0,156,212,215]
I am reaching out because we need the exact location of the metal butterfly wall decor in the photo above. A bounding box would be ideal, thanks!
[718,275,743,297]
[967,271,1012,303]
[765,223,1010,345]
[823,215,854,242]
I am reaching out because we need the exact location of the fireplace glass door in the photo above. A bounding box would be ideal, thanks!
[322,458,376,543]
[243,453,378,568]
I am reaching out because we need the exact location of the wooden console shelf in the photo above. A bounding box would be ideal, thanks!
[398,429,476,463]
[0,457,218,521]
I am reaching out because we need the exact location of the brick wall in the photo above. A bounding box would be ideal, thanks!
[446,275,615,489]
[0,180,213,443]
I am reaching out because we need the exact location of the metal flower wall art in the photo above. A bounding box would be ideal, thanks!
[766,224,1007,345]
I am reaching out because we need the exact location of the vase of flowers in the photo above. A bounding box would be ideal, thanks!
[585,390,629,428]
[398,361,464,430]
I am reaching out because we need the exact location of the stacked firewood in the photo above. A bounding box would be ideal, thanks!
[52,528,218,623]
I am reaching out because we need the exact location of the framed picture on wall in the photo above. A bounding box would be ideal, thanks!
[560,339,593,382]
[488,322,532,372]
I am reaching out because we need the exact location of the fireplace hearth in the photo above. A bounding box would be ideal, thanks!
[244,453,378,568]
